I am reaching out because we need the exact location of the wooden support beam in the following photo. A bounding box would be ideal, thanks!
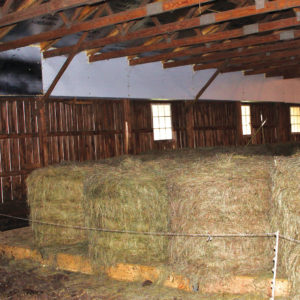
[44,0,300,59]
[128,29,300,66]
[2,0,14,15]
[89,17,300,63]
[193,47,300,71]
[40,4,102,52]
[37,32,88,167]
[0,0,209,52]
[0,0,36,40]
[163,38,300,69]
[244,62,300,76]
[265,66,300,77]
[195,68,221,101]
[218,56,300,73]
[0,0,106,28]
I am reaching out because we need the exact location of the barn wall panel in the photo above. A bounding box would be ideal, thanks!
[0,96,299,220]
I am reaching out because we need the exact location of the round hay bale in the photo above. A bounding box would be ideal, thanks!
[271,152,300,299]
[27,163,94,247]
[167,153,274,289]
[84,157,169,268]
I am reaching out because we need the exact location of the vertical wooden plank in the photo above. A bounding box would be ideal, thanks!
[235,101,243,146]
[123,99,132,155]
[185,102,194,148]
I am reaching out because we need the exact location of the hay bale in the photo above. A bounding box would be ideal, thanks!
[271,153,300,299]
[27,163,94,247]
[84,157,169,267]
[167,153,274,288]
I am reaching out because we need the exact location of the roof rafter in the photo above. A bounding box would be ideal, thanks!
[89,16,300,62]
[44,0,300,59]
[0,0,106,28]
[0,0,210,52]
[244,62,300,76]
[162,38,300,69]
[193,47,300,71]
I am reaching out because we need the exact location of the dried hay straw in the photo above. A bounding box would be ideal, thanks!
[84,157,169,268]
[165,153,274,289]
[26,163,94,247]
[271,152,300,299]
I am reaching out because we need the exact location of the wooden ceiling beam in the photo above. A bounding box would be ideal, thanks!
[0,0,209,52]
[44,2,212,59]
[40,3,102,52]
[0,0,37,40]
[193,47,300,71]
[44,0,300,59]
[0,0,106,28]
[2,0,14,15]
[89,16,300,63]
[129,29,300,66]
[244,62,300,75]
[283,71,300,79]
[163,38,300,69]
[219,57,300,73]
[265,67,300,78]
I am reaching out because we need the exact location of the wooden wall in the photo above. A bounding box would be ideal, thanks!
[0,96,299,226]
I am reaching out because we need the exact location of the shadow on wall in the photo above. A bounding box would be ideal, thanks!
[0,57,42,95]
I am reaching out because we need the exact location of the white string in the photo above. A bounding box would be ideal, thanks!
[0,213,276,238]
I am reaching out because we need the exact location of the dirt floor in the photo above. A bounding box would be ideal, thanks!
[0,256,289,300]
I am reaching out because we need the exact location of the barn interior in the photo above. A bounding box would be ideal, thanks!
[0,0,300,299]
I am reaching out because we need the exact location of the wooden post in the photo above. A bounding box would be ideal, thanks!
[37,100,49,167]
[185,101,194,148]
[235,101,243,146]
[123,99,132,154]
[37,32,88,166]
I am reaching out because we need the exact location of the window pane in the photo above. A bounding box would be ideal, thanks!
[164,105,171,116]
[241,105,251,136]
[152,105,158,117]
[165,117,171,128]
[151,104,173,141]
[290,106,300,133]
[159,117,165,128]
[153,117,159,129]
[158,105,165,116]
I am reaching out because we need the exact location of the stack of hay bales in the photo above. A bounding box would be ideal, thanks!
[271,153,300,299]
[84,157,169,267]
[167,153,274,289]
[27,164,94,247]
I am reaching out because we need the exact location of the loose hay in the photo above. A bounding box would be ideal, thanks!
[84,157,169,268]
[26,163,94,247]
[271,152,300,299]
[166,153,274,289]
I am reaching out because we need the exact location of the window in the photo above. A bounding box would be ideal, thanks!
[241,105,251,135]
[290,106,300,133]
[151,104,173,141]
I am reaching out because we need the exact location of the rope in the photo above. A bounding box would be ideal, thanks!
[279,234,300,245]
[1,213,300,244]
[0,213,275,239]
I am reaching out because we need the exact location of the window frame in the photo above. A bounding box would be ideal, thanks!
[151,103,173,141]
[241,104,252,136]
[290,106,300,134]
